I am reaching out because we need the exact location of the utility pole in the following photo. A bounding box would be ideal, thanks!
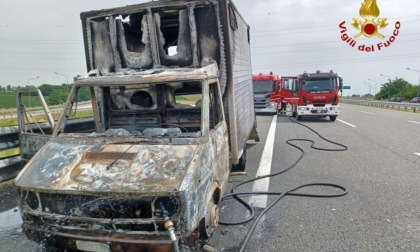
[380,74,392,99]
[363,81,372,96]
[406,68,420,98]
[368,79,377,96]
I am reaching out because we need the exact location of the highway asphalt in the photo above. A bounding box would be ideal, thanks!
[211,104,420,251]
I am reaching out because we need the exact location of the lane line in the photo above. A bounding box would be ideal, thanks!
[248,114,277,209]
[337,119,357,128]
[408,120,420,125]
[358,110,375,115]
[415,153,420,157]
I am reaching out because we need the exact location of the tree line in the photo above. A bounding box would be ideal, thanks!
[375,78,419,101]
[0,83,90,106]
[38,84,90,105]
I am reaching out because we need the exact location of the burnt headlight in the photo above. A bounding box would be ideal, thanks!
[23,191,39,210]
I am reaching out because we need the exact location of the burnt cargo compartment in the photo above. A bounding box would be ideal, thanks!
[80,0,257,165]
[15,0,258,251]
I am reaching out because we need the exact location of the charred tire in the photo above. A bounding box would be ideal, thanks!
[330,116,337,122]
[199,186,221,239]
[297,115,302,121]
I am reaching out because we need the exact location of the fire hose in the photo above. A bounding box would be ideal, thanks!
[219,116,348,252]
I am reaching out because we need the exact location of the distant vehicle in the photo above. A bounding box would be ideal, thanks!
[271,76,298,115]
[409,97,420,103]
[252,73,279,115]
[389,97,402,102]
[351,94,361,97]
[289,70,343,121]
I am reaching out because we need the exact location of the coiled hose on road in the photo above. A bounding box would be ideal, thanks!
[219,116,349,252]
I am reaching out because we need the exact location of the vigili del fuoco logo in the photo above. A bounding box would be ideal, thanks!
[339,0,401,52]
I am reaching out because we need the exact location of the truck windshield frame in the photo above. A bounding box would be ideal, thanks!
[253,80,274,93]
[302,78,337,93]
[55,80,207,140]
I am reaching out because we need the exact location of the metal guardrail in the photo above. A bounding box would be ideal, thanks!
[0,107,91,119]
[0,126,21,182]
[0,118,94,183]
[341,98,420,113]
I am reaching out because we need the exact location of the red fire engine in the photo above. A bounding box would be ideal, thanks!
[290,70,343,121]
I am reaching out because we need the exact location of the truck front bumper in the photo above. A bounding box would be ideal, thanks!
[24,223,176,252]
[297,104,340,117]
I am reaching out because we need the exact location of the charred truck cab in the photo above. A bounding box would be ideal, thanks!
[252,73,279,115]
[14,0,258,251]
[293,70,343,121]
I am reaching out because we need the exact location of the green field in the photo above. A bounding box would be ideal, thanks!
[175,94,202,105]
[0,92,44,109]
[0,109,93,127]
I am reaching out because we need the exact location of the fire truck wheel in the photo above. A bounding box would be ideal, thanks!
[330,116,337,121]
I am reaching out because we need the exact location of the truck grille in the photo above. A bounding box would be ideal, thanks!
[20,191,180,232]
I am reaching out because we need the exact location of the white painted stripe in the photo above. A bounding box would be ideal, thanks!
[248,114,277,208]
[337,119,357,128]
[408,120,420,125]
[415,153,420,157]
[358,110,375,115]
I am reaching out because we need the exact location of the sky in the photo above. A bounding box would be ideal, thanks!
[0,0,419,96]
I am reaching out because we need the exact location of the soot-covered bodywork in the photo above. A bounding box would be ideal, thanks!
[15,67,230,251]
[15,0,256,250]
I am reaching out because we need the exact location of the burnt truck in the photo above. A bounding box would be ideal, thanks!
[14,0,258,251]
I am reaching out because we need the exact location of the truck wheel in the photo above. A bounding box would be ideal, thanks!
[231,148,247,172]
[297,116,302,121]
[330,116,337,122]
[199,186,221,239]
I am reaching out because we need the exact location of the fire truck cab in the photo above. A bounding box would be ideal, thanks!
[293,70,343,121]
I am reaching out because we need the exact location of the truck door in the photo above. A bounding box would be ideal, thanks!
[281,77,299,106]
[208,81,229,176]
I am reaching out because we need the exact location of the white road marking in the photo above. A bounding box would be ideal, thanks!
[248,114,277,209]
[358,110,375,115]
[415,153,420,157]
[337,119,357,128]
[408,120,420,125]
